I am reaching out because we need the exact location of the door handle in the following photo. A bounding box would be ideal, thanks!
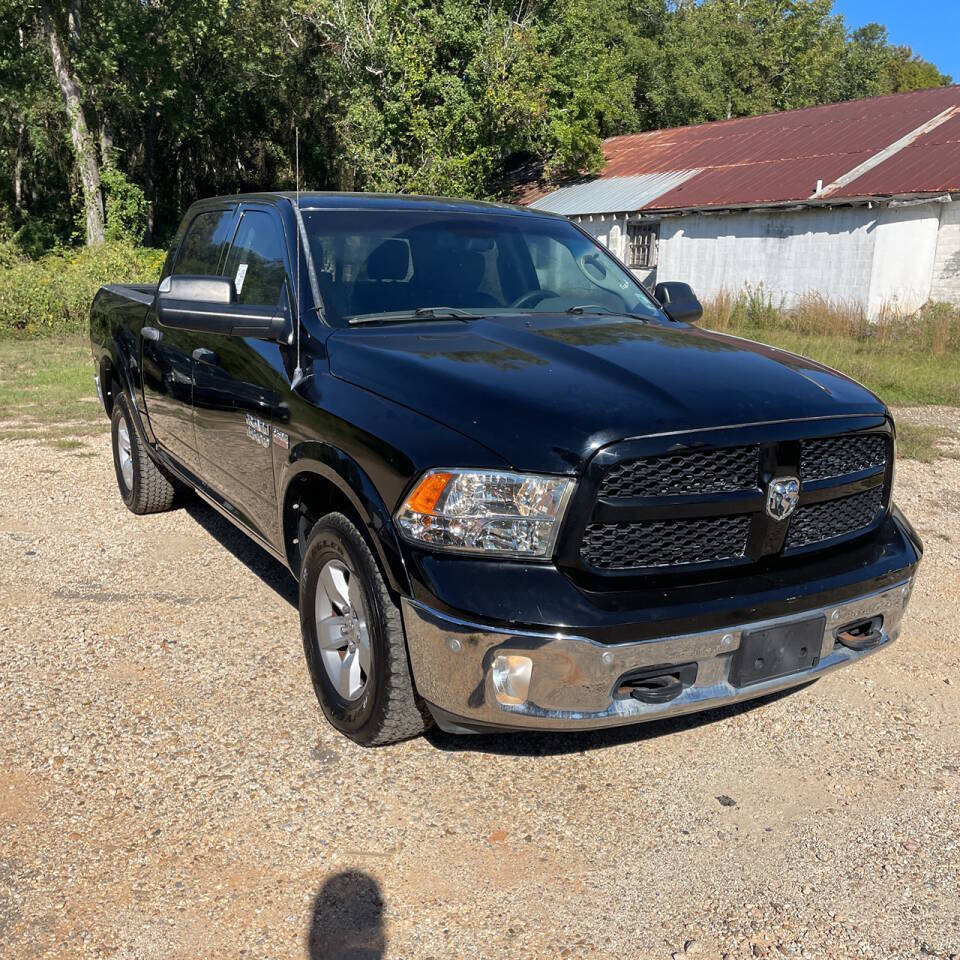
[142,326,161,341]
[192,347,219,365]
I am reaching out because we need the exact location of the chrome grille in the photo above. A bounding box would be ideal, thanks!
[800,434,887,482]
[580,515,751,569]
[785,487,884,550]
[598,446,760,498]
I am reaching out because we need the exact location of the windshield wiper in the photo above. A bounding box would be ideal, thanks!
[566,304,649,322]
[348,306,477,325]
[413,306,476,319]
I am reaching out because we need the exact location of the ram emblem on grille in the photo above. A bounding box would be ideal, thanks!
[766,476,800,521]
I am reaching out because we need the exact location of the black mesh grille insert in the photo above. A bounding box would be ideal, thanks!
[580,515,751,569]
[785,486,884,550]
[800,434,887,482]
[598,446,760,498]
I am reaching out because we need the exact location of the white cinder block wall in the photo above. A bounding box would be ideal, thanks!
[931,201,960,304]
[867,204,940,317]
[574,201,959,317]
[573,214,654,287]
[577,216,624,257]
[658,206,940,316]
[660,208,871,310]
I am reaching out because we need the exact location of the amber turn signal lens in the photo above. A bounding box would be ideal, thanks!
[395,469,575,558]
[405,471,453,514]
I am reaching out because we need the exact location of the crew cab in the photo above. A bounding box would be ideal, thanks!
[89,193,922,745]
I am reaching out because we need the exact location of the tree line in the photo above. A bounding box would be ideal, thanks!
[0,0,951,254]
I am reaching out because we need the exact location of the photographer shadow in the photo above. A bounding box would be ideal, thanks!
[308,870,386,960]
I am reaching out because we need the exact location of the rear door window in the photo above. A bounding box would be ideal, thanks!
[223,210,288,306]
[172,209,236,276]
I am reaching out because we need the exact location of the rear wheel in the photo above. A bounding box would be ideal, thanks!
[299,512,432,745]
[111,393,177,514]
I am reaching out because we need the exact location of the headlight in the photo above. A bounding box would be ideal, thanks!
[395,469,575,558]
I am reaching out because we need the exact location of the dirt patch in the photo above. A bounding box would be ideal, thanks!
[1,433,958,959]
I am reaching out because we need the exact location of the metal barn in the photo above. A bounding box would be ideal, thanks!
[522,86,960,317]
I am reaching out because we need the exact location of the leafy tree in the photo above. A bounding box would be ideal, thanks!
[884,44,951,93]
[0,0,952,252]
[101,164,148,243]
[39,0,105,244]
[837,23,951,100]
[641,0,851,126]
[0,0,77,245]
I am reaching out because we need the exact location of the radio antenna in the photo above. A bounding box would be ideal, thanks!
[291,126,304,390]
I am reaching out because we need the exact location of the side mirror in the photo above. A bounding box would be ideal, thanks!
[159,274,236,304]
[654,281,703,324]
[157,274,287,341]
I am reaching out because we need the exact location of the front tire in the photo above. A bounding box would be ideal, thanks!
[111,393,177,514]
[299,512,432,746]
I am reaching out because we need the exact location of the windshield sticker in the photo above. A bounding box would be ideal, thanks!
[235,263,248,295]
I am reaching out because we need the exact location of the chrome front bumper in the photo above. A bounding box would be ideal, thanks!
[401,578,915,732]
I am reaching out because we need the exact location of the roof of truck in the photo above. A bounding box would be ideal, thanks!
[204,191,561,218]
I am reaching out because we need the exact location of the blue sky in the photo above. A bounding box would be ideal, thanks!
[832,1,960,81]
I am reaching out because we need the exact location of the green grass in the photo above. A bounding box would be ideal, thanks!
[713,324,960,406]
[700,291,960,406]
[0,334,107,449]
[895,421,960,463]
[51,437,85,450]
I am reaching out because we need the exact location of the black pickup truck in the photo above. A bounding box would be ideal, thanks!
[90,192,922,745]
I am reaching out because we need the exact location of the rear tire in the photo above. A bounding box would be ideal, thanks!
[300,512,432,746]
[111,393,177,515]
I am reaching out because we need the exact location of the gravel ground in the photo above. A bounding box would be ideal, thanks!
[1,417,958,960]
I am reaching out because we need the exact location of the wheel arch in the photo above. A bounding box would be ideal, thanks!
[281,442,411,599]
[95,331,154,446]
[96,350,123,419]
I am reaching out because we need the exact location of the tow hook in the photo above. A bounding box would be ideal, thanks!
[836,615,884,651]
[618,662,698,705]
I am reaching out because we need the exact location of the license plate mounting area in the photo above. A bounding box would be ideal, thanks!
[729,616,825,687]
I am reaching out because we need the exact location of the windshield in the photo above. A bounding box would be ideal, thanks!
[300,209,664,327]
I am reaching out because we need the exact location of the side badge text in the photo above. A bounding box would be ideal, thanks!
[245,414,270,448]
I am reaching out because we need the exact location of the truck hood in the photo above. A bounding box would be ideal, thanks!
[327,315,885,474]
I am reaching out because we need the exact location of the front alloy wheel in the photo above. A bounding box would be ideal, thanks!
[116,417,134,490]
[299,512,432,745]
[314,559,372,701]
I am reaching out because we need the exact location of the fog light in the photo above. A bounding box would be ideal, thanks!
[492,655,533,705]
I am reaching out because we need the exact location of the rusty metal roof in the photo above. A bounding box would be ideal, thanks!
[831,109,960,198]
[521,86,960,213]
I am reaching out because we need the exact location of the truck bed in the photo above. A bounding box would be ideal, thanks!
[100,283,156,307]
[89,283,156,354]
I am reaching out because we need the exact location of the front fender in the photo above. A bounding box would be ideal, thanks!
[284,442,411,597]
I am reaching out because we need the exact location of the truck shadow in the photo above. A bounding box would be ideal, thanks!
[307,870,386,960]
[184,499,299,607]
[423,685,812,757]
